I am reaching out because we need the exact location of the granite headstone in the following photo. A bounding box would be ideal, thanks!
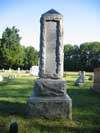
[27,9,72,119]
[92,68,100,93]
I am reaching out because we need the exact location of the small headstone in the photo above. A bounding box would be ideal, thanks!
[17,67,20,74]
[2,68,5,72]
[8,74,16,79]
[75,75,84,86]
[0,75,3,81]
[75,71,85,86]
[79,71,85,81]
[9,121,18,133]
[9,68,12,73]
[30,66,39,76]
[92,68,100,93]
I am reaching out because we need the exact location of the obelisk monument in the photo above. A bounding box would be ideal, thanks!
[27,9,72,119]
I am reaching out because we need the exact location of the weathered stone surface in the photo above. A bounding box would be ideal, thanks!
[32,78,66,96]
[39,9,64,79]
[27,95,72,119]
[75,71,85,86]
[45,21,57,76]
[92,68,100,93]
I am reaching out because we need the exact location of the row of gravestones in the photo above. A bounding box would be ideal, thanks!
[75,69,100,94]
[0,67,97,89]
[1,66,38,74]
[0,66,39,81]
[0,69,94,83]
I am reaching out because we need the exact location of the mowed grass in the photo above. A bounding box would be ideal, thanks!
[0,71,100,133]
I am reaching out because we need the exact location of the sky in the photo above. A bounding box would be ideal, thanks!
[0,0,100,50]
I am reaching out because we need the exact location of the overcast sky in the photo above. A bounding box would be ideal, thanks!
[0,0,100,50]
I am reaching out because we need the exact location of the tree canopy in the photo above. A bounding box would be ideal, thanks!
[23,46,38,69]
[64,42,100,71]
[0,27,38,69]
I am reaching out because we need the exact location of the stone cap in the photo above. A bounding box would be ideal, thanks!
[43,9,61,15]
[40,9,63,21]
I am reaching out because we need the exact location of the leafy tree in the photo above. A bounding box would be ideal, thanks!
[0,26,24,69]
[64,42,100,71]
[24,46,38,69]
[64,44,80,71]
[80,42,100,71]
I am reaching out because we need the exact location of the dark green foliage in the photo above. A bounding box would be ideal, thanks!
[64,44,80,71]
[0,26,24,69]
[64,42,100,71]
[80,42,100,71]
[23,46,38,69]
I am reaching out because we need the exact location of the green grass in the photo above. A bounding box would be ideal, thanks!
[0,71,100,133]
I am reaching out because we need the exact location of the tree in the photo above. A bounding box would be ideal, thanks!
[24,46,38,69]
[64,44,80,71]
[0,26,24,69]
[80,42,100,71]
[64,42,100,71]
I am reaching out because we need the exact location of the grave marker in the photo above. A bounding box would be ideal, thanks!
[30,66,39,76]
[0,75,3,81]
[27,9,72,119]
[92,68,100,93]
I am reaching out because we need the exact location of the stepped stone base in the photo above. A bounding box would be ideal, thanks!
[27,78,72,119]
[27,95,72,119]
[32,78,67,96]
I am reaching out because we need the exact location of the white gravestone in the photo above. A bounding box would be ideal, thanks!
[0,75,3,81]
[30,66,39,76]
[8,68,12,73]
[17,67,20,74]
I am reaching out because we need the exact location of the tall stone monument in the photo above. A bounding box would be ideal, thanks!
[27,9,72,119]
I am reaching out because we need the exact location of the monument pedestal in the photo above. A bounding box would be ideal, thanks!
[27,78,72,119]
[27,95,72,119]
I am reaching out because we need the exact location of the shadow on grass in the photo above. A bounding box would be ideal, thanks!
[0,101,26,118]
[0,88,32,98]
[31,125,100,133]
[68,88,100,125]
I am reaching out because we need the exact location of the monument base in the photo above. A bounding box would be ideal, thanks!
[27,95,72,119]
[27,78,72,119]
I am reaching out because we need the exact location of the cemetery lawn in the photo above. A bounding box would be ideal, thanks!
[0,71,100,133]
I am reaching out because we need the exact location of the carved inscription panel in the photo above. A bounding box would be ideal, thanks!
[44,21,57,76]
